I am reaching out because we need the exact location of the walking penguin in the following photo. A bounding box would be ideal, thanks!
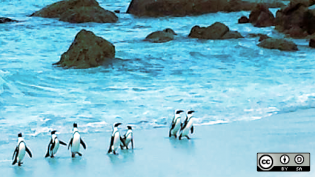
[169,110,184,138]
[68,123,86,157]
[120,126,134,150]
[108,123,123,155]
[179,110,195,140]
[45,130,67,158]
[12,133,32,166]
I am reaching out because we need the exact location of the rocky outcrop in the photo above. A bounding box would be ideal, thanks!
[257,38,298,51]
[188,22,243,39]
[144,28,177,43]
[275,2,315,37]
[30,0,118,23]
[238,16,249,23]
[53,29,115,69]
[126,0,284,17]
[0,17,18,23]
[310,37,315,47]
[249,4,275,27]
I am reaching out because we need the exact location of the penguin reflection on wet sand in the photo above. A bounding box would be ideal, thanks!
[108,123,124,155]
[120,126,134,150]
[45,130,67,158]
[68,123,86,157]
[169,110,184,138]
[179,110,195,140]
[12,133,32,166]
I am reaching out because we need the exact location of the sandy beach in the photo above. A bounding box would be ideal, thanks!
[0,108,314,177]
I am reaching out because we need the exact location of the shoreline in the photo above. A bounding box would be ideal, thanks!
[0,109,314,176]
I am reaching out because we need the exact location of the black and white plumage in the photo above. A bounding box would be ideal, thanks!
[68,123,86,158]
[12,133,32,166]
[108,123,123,155]
[45,130,67,158]
[169,110,184,138]
[179,110,195,140]
[120,126,134,150]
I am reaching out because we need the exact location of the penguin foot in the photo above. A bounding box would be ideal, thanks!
[169,132,171,137]
[51,155,54,158]
[179,135,182,140]
[126,146,129,150]
[18,162,23,166]
[120,145,124,150]
[174,134,177,138]
[71,153,75,158]
[113,151,118,155]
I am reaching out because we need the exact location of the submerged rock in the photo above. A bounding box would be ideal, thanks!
[126,0,284,17]
[30,0,118,23]
[309,37,315,47]
[238,16,249,23]
[257,38,298,51]
[0,17,18,23]
[188,22,243,39]
[53,29,115,69]
[144,28,177,43]
[249,4,275,27]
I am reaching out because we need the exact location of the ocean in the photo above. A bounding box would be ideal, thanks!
[1,0,315,147]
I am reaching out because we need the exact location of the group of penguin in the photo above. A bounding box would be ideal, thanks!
[12,110,195,166]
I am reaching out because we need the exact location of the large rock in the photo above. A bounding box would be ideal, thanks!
[30,0,118,23]
[53,29,115,69]
[188,22,243,39]
[257,38,298,51]
[0,17,18,23]
[144,28,177,43]
[126,0,284,17]
[275,2,315,37]
[310,37,315,47]
[249,4,275,27]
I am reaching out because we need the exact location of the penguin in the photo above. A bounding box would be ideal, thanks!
[120,126,134,150]
[179,110,195,140]
[12,133,32,166]
[68,123,86,157]
[108,123,123,155]
[45,130,67,158]
[169,110,184,138]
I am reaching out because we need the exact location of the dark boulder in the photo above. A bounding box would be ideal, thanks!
[188,22,243,39]
[257,38,298,51]
[249,4,275,27]
[144,28,177,43]
[30,0,118,23]
[309,37,315,47]
[126,0,284,17]
[238,16,249,23]
[53,29,115,69]
[0,17,18,23]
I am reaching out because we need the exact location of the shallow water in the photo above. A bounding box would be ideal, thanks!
[1,0,315,142]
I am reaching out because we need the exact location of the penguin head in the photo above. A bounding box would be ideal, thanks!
[73,123,77,128]
[18,133,22,137]
[127,126,132,130]
[51,130,57,135]
[187,110,195,115]
[175,110,184,114]
[114,123,122,127]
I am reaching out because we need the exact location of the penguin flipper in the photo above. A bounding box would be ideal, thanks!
[191,126,194,134]
[12,147,18,160]
[25,146,32,158]
[68,138,73,150]
[108,136,114,153]
[45,140,52,158]
[120,137,127,147]
[77,152,82,156]
[131,138,134,149]
[80,138,86,149]
[59,140,67,146]
[50,141,55,151]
